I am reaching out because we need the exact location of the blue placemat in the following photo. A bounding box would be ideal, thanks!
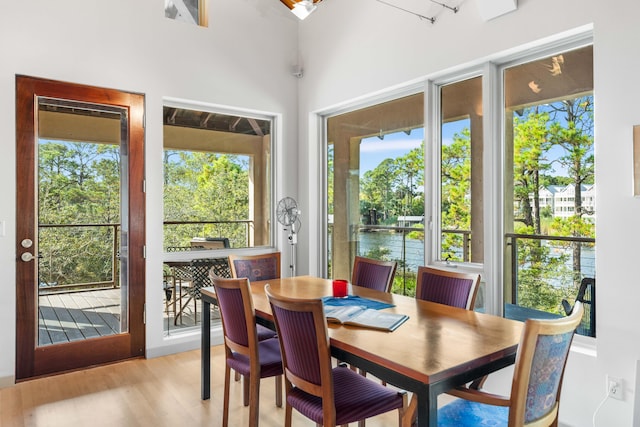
[322,295,394,310]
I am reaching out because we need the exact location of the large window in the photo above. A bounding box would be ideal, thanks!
[326,93,424,296]
[502,45,595,336]
[162,102,273,333]
[323,36,595,336]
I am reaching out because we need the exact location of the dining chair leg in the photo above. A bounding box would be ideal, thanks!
[243,374,250,406]
[275,375,282,407]
[285,404,293,427]
[223,364,231,427]
[398,392,409,427]
[403,394,418,427]
[249,373,260,427]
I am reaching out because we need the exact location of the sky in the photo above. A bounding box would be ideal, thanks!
[358,120,467,177]
[358,116,585,179]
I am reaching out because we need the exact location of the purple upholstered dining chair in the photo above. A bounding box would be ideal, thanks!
[229,252,281,282]
[415,266,481,310]
[265,284,409,427]
[210,276,283,427]
[407,302,585,427]
[228,253,280,343]
[351,256,397,293]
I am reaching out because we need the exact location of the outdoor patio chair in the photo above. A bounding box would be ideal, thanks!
[174,257,230,325]
[562,277,595,337]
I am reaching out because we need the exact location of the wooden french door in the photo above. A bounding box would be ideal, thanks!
[15,76,146,380]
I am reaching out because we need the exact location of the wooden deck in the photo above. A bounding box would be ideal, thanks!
[38,288,219,345]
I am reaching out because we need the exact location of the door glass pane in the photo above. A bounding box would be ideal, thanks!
[37,98,127,346]
[327,93,424,296]
[503,45,596,336]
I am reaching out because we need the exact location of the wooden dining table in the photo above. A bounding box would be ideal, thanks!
[200,275,523,427]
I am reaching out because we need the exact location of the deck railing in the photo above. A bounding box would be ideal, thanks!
[329,224,596,335]
[37,219,254,293]
[38,223,120,293]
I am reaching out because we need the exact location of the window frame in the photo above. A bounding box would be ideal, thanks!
[162,97,278,257]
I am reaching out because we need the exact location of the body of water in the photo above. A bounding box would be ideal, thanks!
[353,230,595,280]
[356,231,424,271]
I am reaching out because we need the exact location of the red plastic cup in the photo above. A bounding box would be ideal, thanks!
[332,279,348,298]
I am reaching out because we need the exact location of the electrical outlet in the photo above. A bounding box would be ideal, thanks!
[607,376,624,400]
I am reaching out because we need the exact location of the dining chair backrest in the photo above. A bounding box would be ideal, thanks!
[510,302,584,425]
[265,284,329,394]
[351,256,398,293]
[435,302,585,427]
[266,284,408,427]
[415,266,481,310]
[229,252,281,282]
[211,275,256,350]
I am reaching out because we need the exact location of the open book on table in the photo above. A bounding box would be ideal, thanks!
[323,305,409,332]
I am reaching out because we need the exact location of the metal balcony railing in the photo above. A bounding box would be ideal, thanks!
[37,219,254,294]
[329,224,596,336]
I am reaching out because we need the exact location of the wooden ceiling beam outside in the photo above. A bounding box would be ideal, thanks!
[248,118,264,137]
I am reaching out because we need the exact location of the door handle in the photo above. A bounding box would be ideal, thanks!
[21,252,35,262]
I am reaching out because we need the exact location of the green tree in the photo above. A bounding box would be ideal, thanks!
[548,96,595,284]
[163,150,250,248]
[513,110,552,234]
[38,141,121,287]
[360,158,398,221]
[511,95,595,311]
[441,128,471,261]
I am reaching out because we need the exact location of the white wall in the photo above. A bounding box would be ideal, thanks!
[296,0,637,426]
[3,0,640,426]
[0,0,300,383]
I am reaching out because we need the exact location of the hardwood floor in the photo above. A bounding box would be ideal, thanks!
[0,346,407,426]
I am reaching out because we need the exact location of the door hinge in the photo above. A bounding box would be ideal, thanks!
[143,179,146,193]
[143,245,147,259]
[143,303,146,324]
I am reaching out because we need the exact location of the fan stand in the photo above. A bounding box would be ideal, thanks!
[277,197,301,277]
[286,222,297,277]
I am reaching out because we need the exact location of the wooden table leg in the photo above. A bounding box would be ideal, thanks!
[201,298,211,400]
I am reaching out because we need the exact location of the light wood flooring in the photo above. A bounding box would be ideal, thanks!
[0,346,411,427]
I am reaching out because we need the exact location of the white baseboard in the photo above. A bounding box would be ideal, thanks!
[147,326,224,359]
[0,375,15,389]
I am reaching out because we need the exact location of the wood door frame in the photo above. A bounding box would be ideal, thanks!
[15,75,146,380]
